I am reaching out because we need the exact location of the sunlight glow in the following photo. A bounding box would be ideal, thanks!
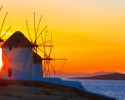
[1,0,125,72]
[0,48,3,71]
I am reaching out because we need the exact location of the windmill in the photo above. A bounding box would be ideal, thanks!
[24,12,66,78]
[0,6,11,61]
[0,6,12,78]
[0,6,11,47]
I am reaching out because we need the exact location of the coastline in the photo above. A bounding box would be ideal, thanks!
[0,80,116,100]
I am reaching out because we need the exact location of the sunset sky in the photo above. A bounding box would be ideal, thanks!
[1,0,125,73]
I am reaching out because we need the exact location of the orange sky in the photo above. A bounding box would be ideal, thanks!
[1,0,125,73]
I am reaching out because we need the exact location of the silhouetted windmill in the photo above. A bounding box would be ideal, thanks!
[24,12,52,77]
[24,12,66,78]
[0,6,11,63]
[42,33,67,77]
[0,6,11,46]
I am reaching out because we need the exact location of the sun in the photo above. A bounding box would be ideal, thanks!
[0,48,3,70]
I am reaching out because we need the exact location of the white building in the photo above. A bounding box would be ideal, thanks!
[1,31,43,80]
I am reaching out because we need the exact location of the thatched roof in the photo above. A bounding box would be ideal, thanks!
[2,31,32,48]
[2,31,42,63]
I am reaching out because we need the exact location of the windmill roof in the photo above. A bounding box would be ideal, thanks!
[2,31,42,63]
[2,31,32,48]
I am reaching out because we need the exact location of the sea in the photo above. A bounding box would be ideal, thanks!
[70,79,125,100]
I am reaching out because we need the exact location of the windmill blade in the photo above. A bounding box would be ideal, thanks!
[43,32,55,76]
[42,34,47,77]
[1,26,11,39]
[37,40,50,46]
[43,34,48,77]
[0,6,2,12]
[46,33,53,75]
[42,45,48,77]
[48,33,53,59]
[36,15,42,34]
[48,45,53,58]
[45,60,48,77]
[43,59,47,77]
[42,64,46,77]
[0,12,8,36]
[26,20,33,43]
[35,25,48,42]
[39,45,53,47]
[49,61,56,74]
[41,58,67,60]
[37,47,50,77]
[38,47,48,57]
[46,60,51,77]
[34,12,37,41]
[42,57,67,77]
[50,33,53,50]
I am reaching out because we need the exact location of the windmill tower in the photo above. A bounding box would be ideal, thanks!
[1,31,43,80]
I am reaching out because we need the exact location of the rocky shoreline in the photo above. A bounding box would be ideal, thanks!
[0,80,116,100]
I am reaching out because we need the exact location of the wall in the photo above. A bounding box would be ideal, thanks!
[1,47,42,80]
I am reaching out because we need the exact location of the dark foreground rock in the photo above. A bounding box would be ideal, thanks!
[0,80,116,100]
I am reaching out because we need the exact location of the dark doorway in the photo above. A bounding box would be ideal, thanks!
[8,68,12,77]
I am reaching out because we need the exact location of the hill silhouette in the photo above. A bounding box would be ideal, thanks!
[70,72,125,80]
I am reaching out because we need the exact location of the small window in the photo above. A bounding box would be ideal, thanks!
[8,68,12,77]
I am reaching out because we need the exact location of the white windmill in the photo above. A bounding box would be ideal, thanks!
[1,12,66,80]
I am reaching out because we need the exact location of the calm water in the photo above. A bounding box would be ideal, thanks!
[71,80,125,100]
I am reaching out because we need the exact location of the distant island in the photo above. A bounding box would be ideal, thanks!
[70,72,125,80]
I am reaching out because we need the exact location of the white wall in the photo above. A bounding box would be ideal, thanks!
[2,47,43,80]
[33,63,43,78]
